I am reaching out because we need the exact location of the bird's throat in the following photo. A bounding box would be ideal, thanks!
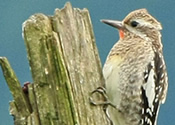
[119,30,124,39]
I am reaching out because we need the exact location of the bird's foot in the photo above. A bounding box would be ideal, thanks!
[89,87,116,108]
[89,87,115,125]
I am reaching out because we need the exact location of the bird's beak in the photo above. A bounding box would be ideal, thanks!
[101,19,124,30]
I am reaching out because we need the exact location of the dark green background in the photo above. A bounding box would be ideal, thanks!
[0,0,174,124]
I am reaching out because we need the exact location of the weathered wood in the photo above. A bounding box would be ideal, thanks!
[0,57,31,125]
[0,2,108,125]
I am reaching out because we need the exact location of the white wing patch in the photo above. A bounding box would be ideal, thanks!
[142,61,155,112]
[141,51,168,125]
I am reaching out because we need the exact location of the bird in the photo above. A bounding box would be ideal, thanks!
[101,9,168,125]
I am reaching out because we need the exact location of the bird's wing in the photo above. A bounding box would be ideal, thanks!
[141,51,168,125]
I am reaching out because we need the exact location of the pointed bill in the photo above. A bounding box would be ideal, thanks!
[101,19,124,30]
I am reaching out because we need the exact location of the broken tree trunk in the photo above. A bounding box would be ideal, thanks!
[0,2,109,125]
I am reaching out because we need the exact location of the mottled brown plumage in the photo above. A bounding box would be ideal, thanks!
[102,9,168,125]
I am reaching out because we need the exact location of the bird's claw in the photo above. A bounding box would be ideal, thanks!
[89,87,116,125]
[89,87,116,109]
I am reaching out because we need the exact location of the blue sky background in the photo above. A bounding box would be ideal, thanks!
[0,0,175,124]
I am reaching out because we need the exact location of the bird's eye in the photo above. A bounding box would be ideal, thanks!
[130,21,139,27]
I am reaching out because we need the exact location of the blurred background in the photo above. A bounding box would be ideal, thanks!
[0,0,174,124]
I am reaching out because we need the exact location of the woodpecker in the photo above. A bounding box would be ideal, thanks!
[102,9,168,125]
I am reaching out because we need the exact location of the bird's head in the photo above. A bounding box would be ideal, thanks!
[101,9,162,41]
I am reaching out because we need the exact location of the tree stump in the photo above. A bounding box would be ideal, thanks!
[0,2,108,125]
